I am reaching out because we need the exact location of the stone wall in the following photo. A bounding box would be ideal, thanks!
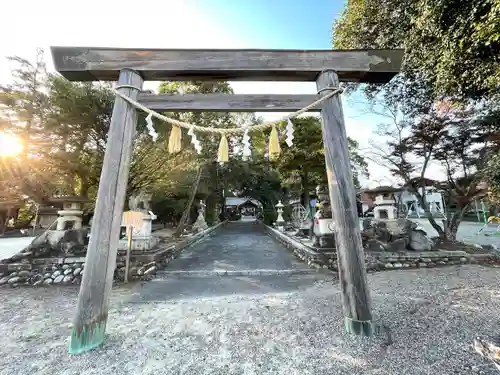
[263,223,497,272]
[0,221,227,288]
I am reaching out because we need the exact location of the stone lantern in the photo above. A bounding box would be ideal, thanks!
[50,196,87,231]
[275,200,285,232]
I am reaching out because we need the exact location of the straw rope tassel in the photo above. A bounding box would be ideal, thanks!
[168,125,182,153]
[269,124,280,160]
[217,134,229,163]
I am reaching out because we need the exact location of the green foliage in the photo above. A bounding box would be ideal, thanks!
[277,116,368,196]
[333,0,499,100]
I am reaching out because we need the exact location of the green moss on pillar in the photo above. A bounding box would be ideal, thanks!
[68,322,107,354]
[345,317,373,337]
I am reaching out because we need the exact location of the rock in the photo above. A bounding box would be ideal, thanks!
[409,229,433,251]
[63,275,73,283]
[364,239,387,252]
[73,268,82,276]
[437,261,446,265]
[473,244,483,250]
[43,273,52,279]
[53,275,64,284]
[8,277,20,284]
[9,272,17,278]
[63,268,73,275]
[33,280,43,287]
[421,258,432,263]
[393,262,403,268]
[0,276,10,285]
[144,266,157,275]
[384,263,394,269]
[116,262,125,268]
[52,270,62,278]
[418,263,427,268]
[52,265,59,271]
[17,270,30,278]
[460,257,468,263]
[386,238,409,252]
[30,274,43,283]
[73,263,82,269]
[43,278,53,285]
[428,262,436,267]
[442,258,449,262]
[62,264,71,270]
[403,263,411,268]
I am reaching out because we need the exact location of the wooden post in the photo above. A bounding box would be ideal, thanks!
[69,69,143,354]
[316,70,373,336]
[124,226,133,283]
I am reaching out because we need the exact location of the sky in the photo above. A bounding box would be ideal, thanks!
[0,0,445,187]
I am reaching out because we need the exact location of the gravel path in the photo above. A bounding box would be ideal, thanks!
[164,221,310,272]
[1,265,500,374]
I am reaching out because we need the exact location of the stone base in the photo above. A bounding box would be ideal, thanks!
[117,236,160,251]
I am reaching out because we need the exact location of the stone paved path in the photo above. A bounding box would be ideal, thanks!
[131,221,326,302]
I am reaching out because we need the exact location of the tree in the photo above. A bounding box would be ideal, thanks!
[333,0,499,101]
[277,116,369,205]
[367,98,494,241]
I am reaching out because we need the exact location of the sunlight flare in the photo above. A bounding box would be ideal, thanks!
[0,132,23,156]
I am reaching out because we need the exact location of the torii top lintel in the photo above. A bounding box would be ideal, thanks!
[51,47,403,83]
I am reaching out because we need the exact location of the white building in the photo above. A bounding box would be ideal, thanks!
[399,186,445,217]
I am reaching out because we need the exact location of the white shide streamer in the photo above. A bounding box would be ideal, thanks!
[188,126,202,154]
[242,127,252,159]
[145,113,158,142]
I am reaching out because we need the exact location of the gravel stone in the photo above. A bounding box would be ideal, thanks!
[393,262,403,268]
[51,270,62,278]
[384,263,394,269]
[7,277,20,284]
[53,275,64,284]
[43,273,52,279]
[73,268,82,276]
[63,268,73,275]
[43,278,53,285]
[62,264,71,270]
[62,275,73,283]
[18,270,30,278]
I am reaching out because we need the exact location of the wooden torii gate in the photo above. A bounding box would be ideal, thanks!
[51,47,403,354]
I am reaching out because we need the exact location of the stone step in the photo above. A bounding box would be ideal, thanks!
[156,268,317,277]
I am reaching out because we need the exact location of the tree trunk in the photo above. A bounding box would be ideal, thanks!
[442,204,469,242]
[174,165,203,237]
[411,185,447,238]
[301,170,309,207]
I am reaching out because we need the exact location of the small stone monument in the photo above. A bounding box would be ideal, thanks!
[192,200,208,233]
[312,185,335,249]
[275,200,285,232]
[118,192,158,251]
